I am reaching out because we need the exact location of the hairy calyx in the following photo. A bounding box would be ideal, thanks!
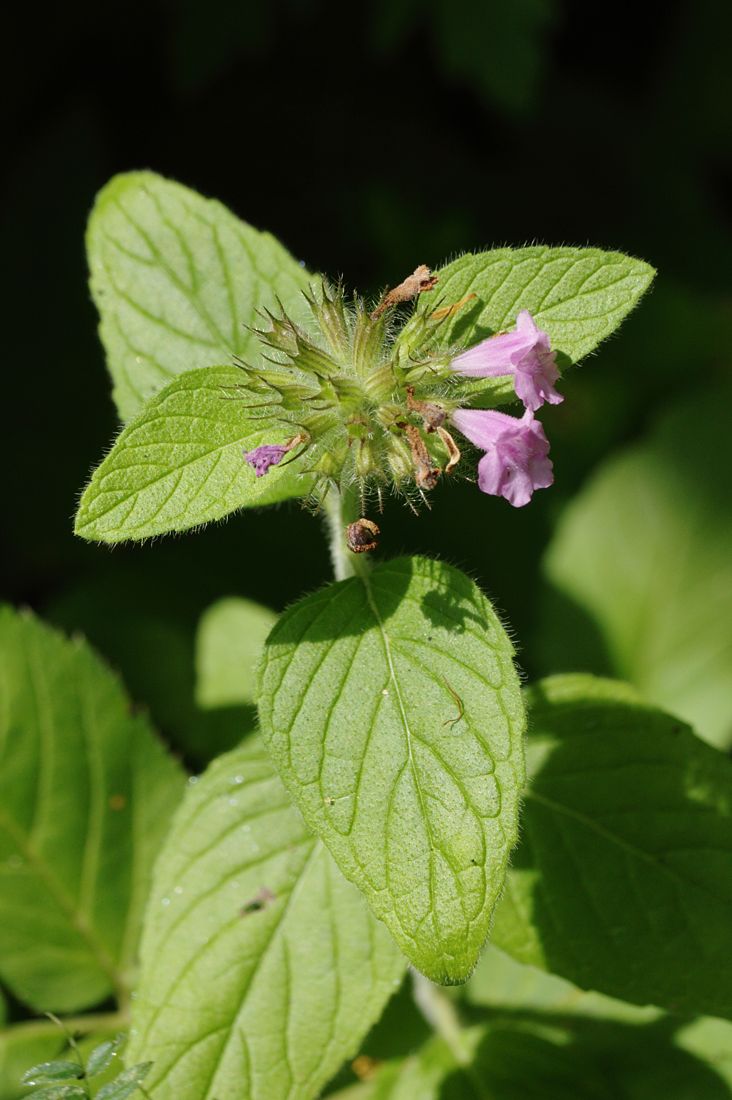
[234,269,563,533]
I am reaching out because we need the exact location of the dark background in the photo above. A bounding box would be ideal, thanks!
[2,0,730,760]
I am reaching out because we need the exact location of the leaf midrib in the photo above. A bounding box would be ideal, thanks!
[360,572,442,955]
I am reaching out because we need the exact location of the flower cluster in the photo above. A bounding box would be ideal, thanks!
[446,309,562,506]
[239,271,563,523]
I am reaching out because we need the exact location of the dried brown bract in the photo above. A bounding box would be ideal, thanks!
[346,517,381,553]
[371,265,438,319]
[404,424,441,490]
[406,385,447,432]
[436,426,461,474]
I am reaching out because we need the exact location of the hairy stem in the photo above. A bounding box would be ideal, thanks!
[323,483,372,581]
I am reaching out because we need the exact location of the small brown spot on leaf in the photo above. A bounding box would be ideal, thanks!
[240,886,276,916]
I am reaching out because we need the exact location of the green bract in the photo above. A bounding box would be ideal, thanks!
[258,556,525,983]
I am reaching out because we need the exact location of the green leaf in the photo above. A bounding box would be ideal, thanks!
[539,386,732,748]
[21,1062,82,1084]
[0,1022,119,1100]
[87,172,312,420]
[676,1017,732,1091]
[74,366,314,543]
[195,598,277,709]
[85,1037,123,1078]
[258,556,526,984]
[426,246,655,365]
[22,1086,87,1100]
[0,607,185,1012]
[463,945,660,1024]
[330,1018,732,1100]
[126,739,405,1100]
[328,1025,607,1100]
[96,1063,152,1100]
[491,674,732,1019]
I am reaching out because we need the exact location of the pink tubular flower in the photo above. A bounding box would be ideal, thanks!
[244,443,290,477]
[451,407,554,507]
[450,309,563,412]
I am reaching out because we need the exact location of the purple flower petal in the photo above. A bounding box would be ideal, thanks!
[450,309,563,412]
[244,443,290,477]
[452,407,553,508]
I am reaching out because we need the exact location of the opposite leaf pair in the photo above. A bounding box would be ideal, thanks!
[74,171,655,542]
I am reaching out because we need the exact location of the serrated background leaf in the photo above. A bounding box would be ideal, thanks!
[0,1026,120,1100]
[492,674,732,1019]
[259,556,526,984]
[23,1085,87,1100]
[87,172,313,421]
[539,386,732,748]
[95,1062,151,1100]
[195,598,277,709]
[75,366,313,543]
[426,246,654,365]
[85,1039,119,1078]
[127,739,405,1100]
[21,1061,83,1083]
[0,607,185,1012]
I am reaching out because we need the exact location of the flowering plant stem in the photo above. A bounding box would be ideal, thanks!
[411,969,471,1066]
[323,485,372,581]
[324,487,471,1057]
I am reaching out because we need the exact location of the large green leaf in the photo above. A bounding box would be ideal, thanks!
[539,386,732,748]
[258,556,526,984]
[87,172,312,420]
[329,1018,732,1100]
[463,947,732,1094]
[126,739,405,1100]
[0,607,185,1012]
[74,366,313,543]
[491,674,732,1019]
[426,246,654,365]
